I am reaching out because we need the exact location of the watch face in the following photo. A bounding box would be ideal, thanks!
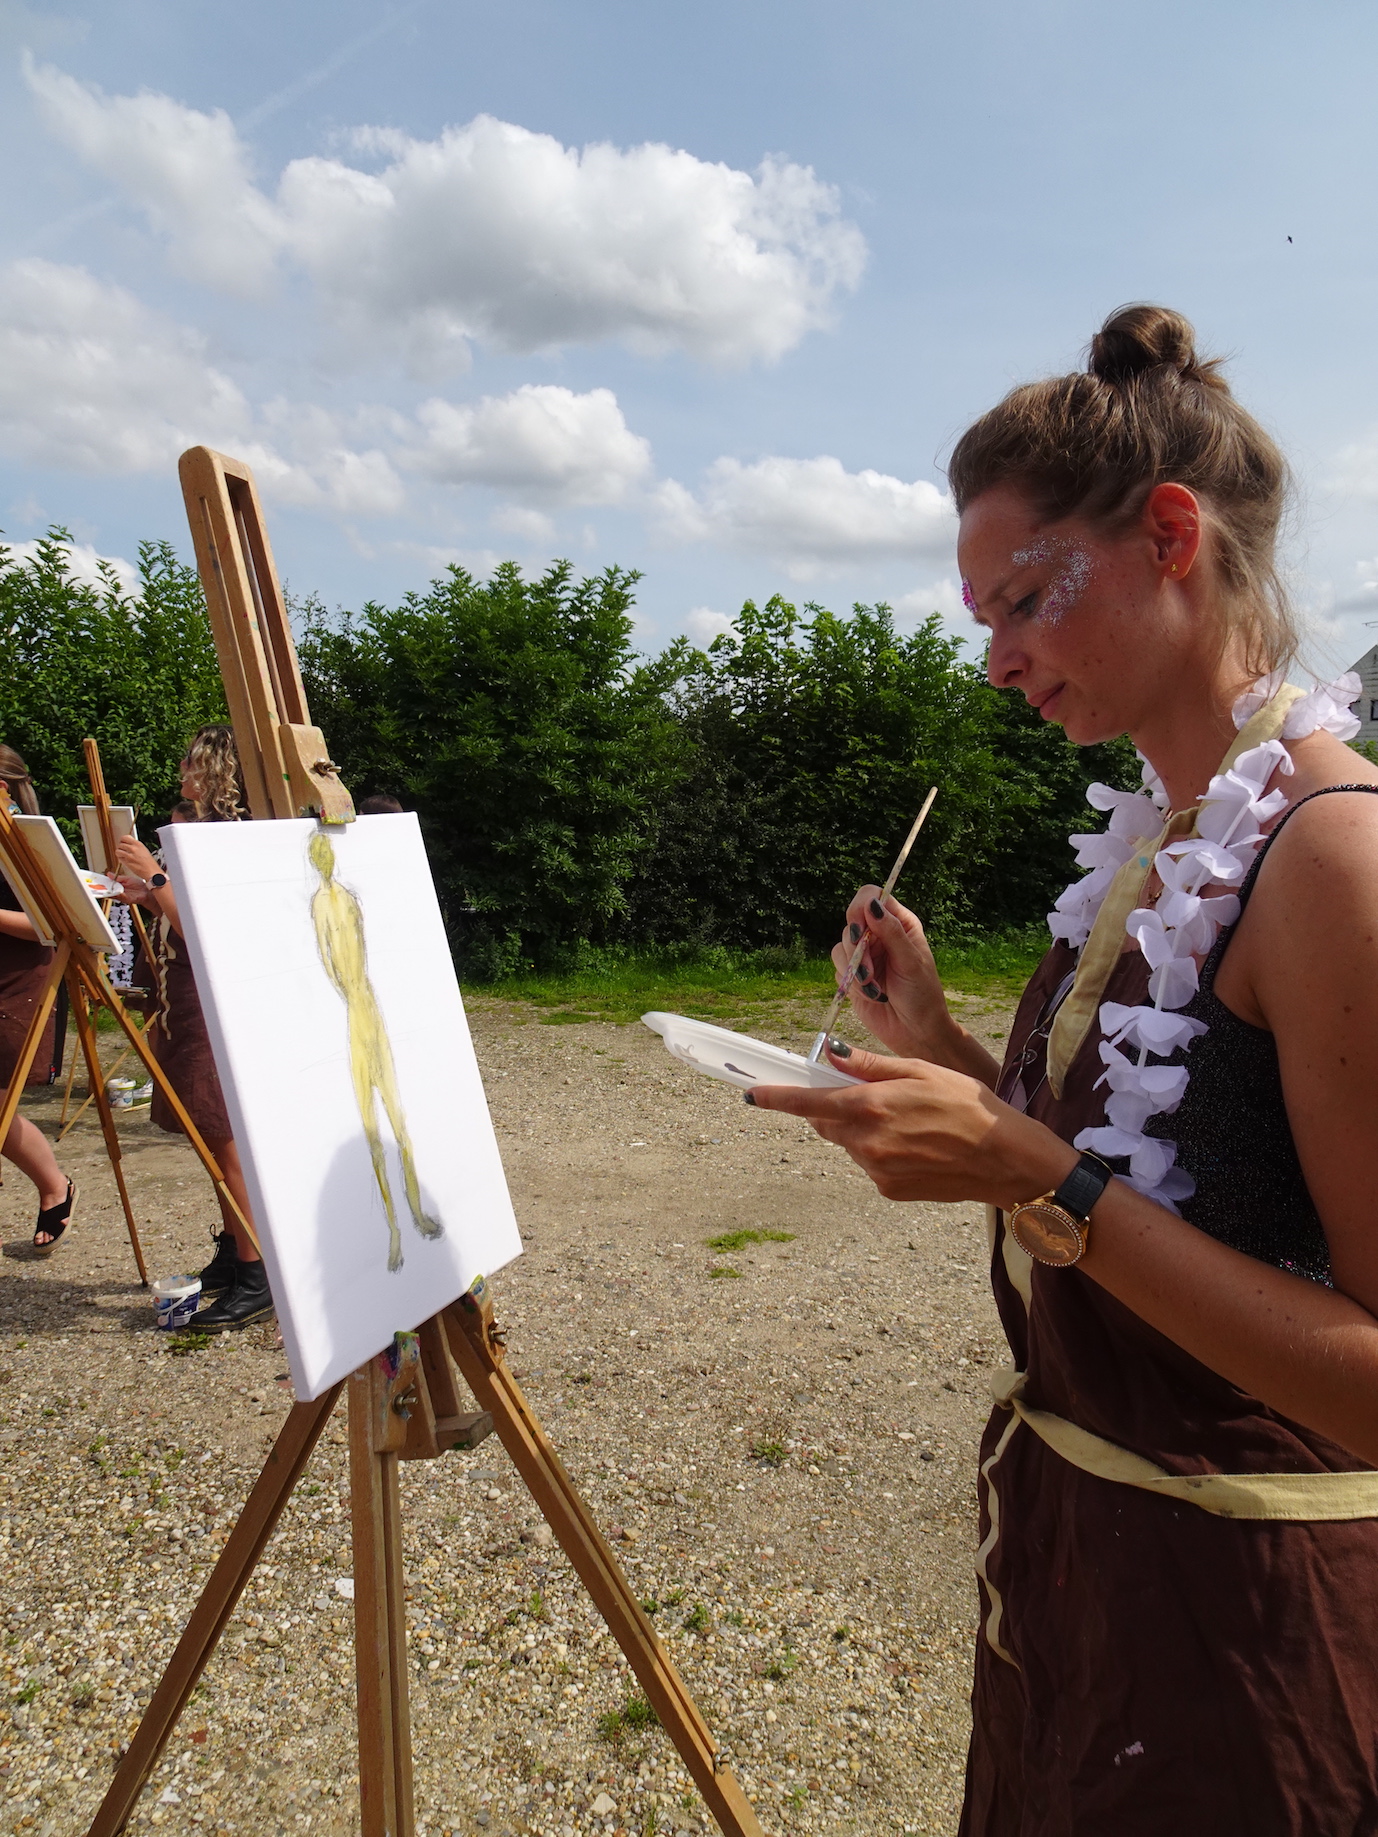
[1008,1202,1086,1268]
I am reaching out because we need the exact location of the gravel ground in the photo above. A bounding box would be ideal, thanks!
[0,990,1013,1837]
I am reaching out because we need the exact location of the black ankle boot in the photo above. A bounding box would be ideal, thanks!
[198,1231,238,1297]
[196,1258,274,1332]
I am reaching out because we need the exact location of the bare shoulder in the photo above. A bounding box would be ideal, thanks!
[1235,777,1378,1027]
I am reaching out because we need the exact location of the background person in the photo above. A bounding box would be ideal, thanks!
[116,725,271,1331]
[750,306,1378,1832]
[0,744,76,1254]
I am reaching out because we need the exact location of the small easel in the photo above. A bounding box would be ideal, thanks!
[0,807,256,1284]
[86,449,765,1837]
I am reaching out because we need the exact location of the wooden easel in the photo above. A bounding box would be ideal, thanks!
[86,449,765,1837]
[0,808,256,1284]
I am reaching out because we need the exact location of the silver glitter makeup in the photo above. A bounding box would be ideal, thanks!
[1011,537,1094,624]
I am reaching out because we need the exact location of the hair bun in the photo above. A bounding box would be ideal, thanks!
[1088,303,1205,386]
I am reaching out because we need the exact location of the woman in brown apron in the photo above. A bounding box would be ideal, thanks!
[0,745,76,1254]
[115,726,272,1331]
[750,306,1378,1833]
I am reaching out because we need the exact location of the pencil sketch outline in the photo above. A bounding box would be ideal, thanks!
[308,828,443,1271]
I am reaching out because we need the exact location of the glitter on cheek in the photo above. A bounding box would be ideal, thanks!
[1040,546,1094,624]
[961,577,978,615]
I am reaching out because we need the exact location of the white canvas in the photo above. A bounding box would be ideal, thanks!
[0,815,121,953]
[78,804,136,874]
[161,813,522,1399]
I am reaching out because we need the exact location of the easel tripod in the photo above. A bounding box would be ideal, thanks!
[0,806,255,1284]
[86,448,765,1837]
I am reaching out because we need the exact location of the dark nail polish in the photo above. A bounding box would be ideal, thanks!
[857,961,872,981]
[827,1036,852,1058]
[863,981,882,1000]
[743,1090,757,1106]
[849,922,862,944]
[869,899,886,921]
[878,993,890,1004]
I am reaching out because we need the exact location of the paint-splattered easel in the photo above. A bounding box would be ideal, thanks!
[87,448,764,1837]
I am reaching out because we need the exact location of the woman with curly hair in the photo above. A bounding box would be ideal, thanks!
[116,725,271,1330]
[0,744,76,1254]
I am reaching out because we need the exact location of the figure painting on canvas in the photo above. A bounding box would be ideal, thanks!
[161,811,521,1400]
[308,829,442,1271]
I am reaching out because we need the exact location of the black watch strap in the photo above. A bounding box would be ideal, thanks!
[1051,1152,1113,1222]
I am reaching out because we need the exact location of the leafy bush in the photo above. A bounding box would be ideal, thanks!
[627,595,1137,951]
[0,530,226,840]
[297,560,684,975]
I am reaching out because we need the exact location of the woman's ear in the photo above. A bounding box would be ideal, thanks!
[1142,482,1203,581]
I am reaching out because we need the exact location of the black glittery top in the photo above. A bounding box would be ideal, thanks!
[1144,784,1378,1286]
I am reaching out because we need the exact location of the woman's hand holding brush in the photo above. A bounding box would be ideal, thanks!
[832,887,1002,1088]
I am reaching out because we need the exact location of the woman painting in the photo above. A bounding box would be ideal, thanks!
[116,725,271,1331]
[0,745,76,1254]
[750,307,1378,1831]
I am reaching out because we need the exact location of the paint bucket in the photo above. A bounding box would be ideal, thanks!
[106,1076,137,1110]
[151,1275,202,1331]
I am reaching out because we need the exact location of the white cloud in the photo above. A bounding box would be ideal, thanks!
[0,260,403,516]
[490,504,556,544]
[682,605,736,647]
[404,384,651,505]
[24,56,283,295]
[2,536,140,597]
[656,455,956,580]
[894,576,966,628]
[0,258,250,472]
[28,61,865,370]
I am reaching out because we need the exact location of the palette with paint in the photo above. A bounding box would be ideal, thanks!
[641,1011,861,1092]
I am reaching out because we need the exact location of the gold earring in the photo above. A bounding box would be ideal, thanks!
[1171,564,1178,574]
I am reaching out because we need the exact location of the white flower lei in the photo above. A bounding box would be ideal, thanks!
[1047,674,1362,1213]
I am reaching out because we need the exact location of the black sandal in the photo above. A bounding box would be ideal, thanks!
[32,1179,77,1257]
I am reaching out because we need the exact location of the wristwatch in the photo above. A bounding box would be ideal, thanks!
[149,873,168,889]
[1007,1153,1113,1267]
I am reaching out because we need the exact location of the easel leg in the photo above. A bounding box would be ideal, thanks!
[350,1364,415,1837]
[445,1297,764,1837]
[69,974,149,1286]
[86,1385,343,1837]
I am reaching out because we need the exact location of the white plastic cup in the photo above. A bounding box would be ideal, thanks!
[151,1275,202,1331]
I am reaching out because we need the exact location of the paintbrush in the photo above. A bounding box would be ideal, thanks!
[804,786,938,1064]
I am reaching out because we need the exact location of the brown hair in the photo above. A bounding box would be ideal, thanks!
[183,725,245,823]
[0,744,40,815]
[948,304,1297,675]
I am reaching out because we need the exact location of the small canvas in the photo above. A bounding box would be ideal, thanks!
[161,814,522,1399]
[78,804,136,875]
[0,815,121,953]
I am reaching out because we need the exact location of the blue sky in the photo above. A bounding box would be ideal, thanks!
[2,0,1377,669]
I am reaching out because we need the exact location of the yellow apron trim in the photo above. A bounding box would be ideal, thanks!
[1045,683,1309,1098]
[990,1365,1378,1522]
[973,1406,1024,1667]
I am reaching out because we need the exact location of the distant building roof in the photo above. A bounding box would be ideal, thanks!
[1348,646,1378,745]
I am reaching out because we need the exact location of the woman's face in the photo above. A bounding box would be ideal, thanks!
[179,757,200,802]
[957,483,1199,747]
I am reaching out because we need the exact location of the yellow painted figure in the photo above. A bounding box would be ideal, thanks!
[308,829,442,1271]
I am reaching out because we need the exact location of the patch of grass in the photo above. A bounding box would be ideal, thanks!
[764,1649,799,1681]
[751,1439,787,1467]
[662,1587,685,1608]
[707,1266,742,1280]
[725,1608,745,1627]
[526,1589,547,1620]
[706,1229,795,1252]
[14,1681,39,1704]
[167,1330,213,1357]
[70,1682,96,1710]
[682,1602,711,1634]
[597,1690,660,1744]
[478,928,1044,1027]
[640,1596,660,1616]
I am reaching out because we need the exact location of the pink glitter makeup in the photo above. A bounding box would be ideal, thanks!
[1011,538,1094,625]
[961,577,978,615]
